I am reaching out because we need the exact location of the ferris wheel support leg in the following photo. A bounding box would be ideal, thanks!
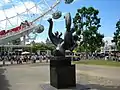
[23,35,26,45]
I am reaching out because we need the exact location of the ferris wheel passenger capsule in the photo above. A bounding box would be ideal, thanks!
[52,11,62,19]
[65,0,74,4]
[35,24,44,33]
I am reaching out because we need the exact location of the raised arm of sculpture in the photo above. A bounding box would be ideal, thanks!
[47,18,63,46]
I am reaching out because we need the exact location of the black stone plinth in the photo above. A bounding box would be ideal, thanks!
[50,57,71,67]
[50,57,76,89]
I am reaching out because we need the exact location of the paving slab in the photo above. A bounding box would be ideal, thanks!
[0,63,120,90]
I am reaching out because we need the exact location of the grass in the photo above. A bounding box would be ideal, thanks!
[73,60,120,67]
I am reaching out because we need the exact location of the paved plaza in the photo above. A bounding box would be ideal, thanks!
[0,63,120,90]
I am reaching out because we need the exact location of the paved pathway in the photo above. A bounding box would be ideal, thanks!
[0,63,120,90]
[76,64,120,80]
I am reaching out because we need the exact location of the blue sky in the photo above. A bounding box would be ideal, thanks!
[0,0,120,44]
[37,0,120,43]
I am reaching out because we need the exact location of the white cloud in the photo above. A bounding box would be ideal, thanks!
[3,0,10,3]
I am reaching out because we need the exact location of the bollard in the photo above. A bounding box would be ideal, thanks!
[3,60,5,66]
[11,60,13,64]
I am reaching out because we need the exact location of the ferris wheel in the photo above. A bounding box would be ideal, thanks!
[0,0,74,44]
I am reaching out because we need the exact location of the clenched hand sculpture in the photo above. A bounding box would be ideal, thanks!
[48,13,78,56]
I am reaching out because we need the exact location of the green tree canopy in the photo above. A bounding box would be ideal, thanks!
[73,7,104,53]
[112,19,120,51]
[31,42,55,53]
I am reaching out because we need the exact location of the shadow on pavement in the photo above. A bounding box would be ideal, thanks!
[0,67,11,90]
[40,83,120,90]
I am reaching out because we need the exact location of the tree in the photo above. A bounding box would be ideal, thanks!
[31,42,55,53]
[112,19,120,51]
[73,7,104,53]
[74,45,85,52]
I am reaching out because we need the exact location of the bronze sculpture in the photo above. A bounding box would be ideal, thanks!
[48,13,78,56]
[47,13,77,89]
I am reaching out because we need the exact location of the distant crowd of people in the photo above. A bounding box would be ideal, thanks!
[0,53,50,65]
[77,52,120,61]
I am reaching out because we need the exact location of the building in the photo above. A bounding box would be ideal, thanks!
[101,40,117,53]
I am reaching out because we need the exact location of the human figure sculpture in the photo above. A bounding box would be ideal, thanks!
[48,13,78,56]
